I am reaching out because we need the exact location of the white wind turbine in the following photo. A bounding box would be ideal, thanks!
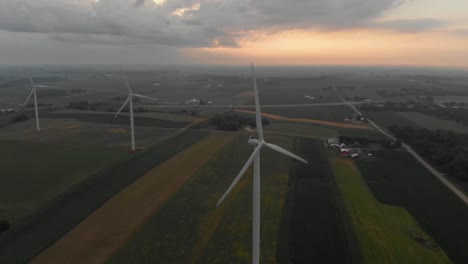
[22,78,56,132]
[114,78,157,151]
[216,65,308,264]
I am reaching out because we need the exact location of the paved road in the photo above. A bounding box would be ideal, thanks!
[341,96,468,205]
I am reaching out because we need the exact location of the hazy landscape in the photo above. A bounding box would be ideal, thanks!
[0,65,467,263]
[1,0,468,263]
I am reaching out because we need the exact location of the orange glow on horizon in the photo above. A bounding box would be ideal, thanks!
[185,29,468,67]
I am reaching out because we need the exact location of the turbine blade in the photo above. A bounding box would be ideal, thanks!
[216,144,263,207]
[125,78,133,94]
[22,88,35,107]
[114,96,130,119]
[264,142,308,164]
[29,77,36,87]
[251,64,263,141]
[133,94,158,101]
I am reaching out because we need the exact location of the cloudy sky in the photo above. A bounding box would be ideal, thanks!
[1,0,467,67]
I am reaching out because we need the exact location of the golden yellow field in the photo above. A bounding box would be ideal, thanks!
[31,132,235,264]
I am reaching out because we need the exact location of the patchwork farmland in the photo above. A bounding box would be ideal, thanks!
[0,130,209,263]
[1,66,468,264]
[33,132,235,264]
[356,151,468,264]
[109,134,293,263]
[0,141,126,222]
[278,138,360,263]
[331,155,450,264]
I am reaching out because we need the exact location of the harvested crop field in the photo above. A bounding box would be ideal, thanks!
[234,109,372,129]
[0,130,209,264]
[110,134,294,263]
[278,138,358,264]
[356,150,468,264]
[331,156,450,264]
[32,132,235,264]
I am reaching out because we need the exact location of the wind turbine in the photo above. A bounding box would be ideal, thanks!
[114,78,157,152]
[22,78,56,132]
[216,65,308,264]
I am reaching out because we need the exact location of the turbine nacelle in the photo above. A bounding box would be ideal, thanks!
[248,136,261,146]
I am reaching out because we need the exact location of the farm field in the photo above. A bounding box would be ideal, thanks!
[265,121,386,140]
[356,150,468,264]
[396,112,468,133]
[110,134,293,263]
[362,111,420,129]
[0,141,126,223]
[53,109,201,123]
[279,138,359,264]
[0,118,178,148]
[330,155,451,264]
[265,122,339,138]
[0,130,209,263]
[240,105,354,122]
[42,112,190,128]
[33,132,235,264]
[234,109,371,129]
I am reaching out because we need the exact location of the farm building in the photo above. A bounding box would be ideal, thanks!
[351,153,359,159]
[330,143,341,149]
[340,148,349,156]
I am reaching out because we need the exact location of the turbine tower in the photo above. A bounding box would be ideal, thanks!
[216,64,308,264]
[114,78,157,151]
[22,78,55,132]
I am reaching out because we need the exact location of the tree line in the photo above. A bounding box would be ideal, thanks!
[390,125,468,182]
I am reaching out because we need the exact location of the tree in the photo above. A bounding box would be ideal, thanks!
[394,140,402,148]
[8,113,29,124]
[0,219,9,232]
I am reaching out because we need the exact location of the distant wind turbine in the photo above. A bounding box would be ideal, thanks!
[216,65,308,264]
[114,78,157,152]
[22,78,56,132]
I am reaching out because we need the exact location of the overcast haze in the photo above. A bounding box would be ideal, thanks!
[1,0,467,67]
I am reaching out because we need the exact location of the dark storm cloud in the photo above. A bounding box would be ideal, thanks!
[0,0,421,47]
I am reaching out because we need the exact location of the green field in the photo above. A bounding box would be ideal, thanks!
[53,109,201,123]
[356,150,468,264]
[364,110,468,134]
[243,105,353,122]
[0,141,126,222]
[265,121,385,141]
[0,118,178,149]
[330,155,451,264]
[396,112,468,133]
[265,122,339,138]
[110,134,293,263]
[363,111,419,128]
